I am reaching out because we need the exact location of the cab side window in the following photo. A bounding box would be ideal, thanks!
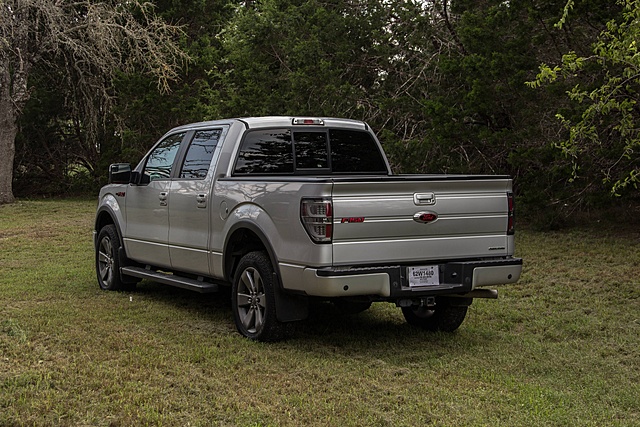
[144,133,185,181]
[179,129,222,179]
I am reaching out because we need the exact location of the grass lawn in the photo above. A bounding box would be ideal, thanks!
[1,199,639,426]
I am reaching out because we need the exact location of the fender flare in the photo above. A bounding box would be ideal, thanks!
[95,201,125,249]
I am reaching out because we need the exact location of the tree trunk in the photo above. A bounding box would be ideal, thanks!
[0,67,17,204]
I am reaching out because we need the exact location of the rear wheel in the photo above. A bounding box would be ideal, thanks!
[232,251,289,342]
[401,298,468,332]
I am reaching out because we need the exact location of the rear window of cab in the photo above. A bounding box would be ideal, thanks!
[233,128,388,175]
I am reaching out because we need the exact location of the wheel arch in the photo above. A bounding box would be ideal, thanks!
[95,193,127,244]
[223,221,280,284]
[95,205,125,249]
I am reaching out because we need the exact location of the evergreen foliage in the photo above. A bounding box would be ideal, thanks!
[9,0,637,223]
[531,0,640,197]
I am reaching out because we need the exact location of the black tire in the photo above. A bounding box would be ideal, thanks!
[401,299,468,332]
[231,251,288,342]
[332,299,373,315]
[96,224,132,291]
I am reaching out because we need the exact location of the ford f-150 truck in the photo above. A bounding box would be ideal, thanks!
[94,116,522,341]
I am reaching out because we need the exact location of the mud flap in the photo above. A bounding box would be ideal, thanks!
[273,272,309,322]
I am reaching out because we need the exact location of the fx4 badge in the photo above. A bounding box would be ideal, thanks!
[341,217,365,223]
[413,211,438,224]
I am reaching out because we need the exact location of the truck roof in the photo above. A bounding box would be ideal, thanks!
[167,116,369,133]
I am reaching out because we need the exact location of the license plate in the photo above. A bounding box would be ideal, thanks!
[408,266,440,287]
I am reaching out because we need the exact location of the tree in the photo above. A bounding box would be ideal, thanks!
[0,0,185,204]
[530,0,639,197]
[216,0,460,166]
[110,0,238,171]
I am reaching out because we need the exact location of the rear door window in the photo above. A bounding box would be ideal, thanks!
[179,129,222,179]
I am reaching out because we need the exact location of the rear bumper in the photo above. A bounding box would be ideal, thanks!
[282,258,522,298]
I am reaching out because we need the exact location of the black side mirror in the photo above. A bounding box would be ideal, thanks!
[109,163,131,184]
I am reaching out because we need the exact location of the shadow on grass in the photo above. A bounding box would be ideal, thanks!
[131,279,233,316]
[130,279,488,362]
[293,301,488,360]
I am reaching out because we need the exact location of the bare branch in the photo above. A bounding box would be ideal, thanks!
[0,0,189,202]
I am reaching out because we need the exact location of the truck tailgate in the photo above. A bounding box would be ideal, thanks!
[331,176,513,266]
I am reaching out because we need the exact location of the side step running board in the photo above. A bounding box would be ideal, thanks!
[121,266,220,293]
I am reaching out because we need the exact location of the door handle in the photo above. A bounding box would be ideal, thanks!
[196,193,207,208]
[159,192,168,206]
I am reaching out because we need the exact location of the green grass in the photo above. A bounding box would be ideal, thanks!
[1,199,639,426]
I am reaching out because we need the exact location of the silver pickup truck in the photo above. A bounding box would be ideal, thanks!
[94,117,522,341]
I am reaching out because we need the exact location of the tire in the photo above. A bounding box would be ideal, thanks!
[96,224,132,291]
[231,251,288,342]
[401,298,468,332]
[332,299,372,315]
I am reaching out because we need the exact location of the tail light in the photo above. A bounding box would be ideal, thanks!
[301,198,333,243]
[507,192,515,235]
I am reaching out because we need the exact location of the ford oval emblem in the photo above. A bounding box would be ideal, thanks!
[413,211,438,224]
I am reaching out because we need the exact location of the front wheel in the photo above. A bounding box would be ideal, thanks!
[401,298,468,332]
[231,251,289,342]
[96,224,130,291]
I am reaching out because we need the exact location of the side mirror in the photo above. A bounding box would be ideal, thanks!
[109,163,131,184]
